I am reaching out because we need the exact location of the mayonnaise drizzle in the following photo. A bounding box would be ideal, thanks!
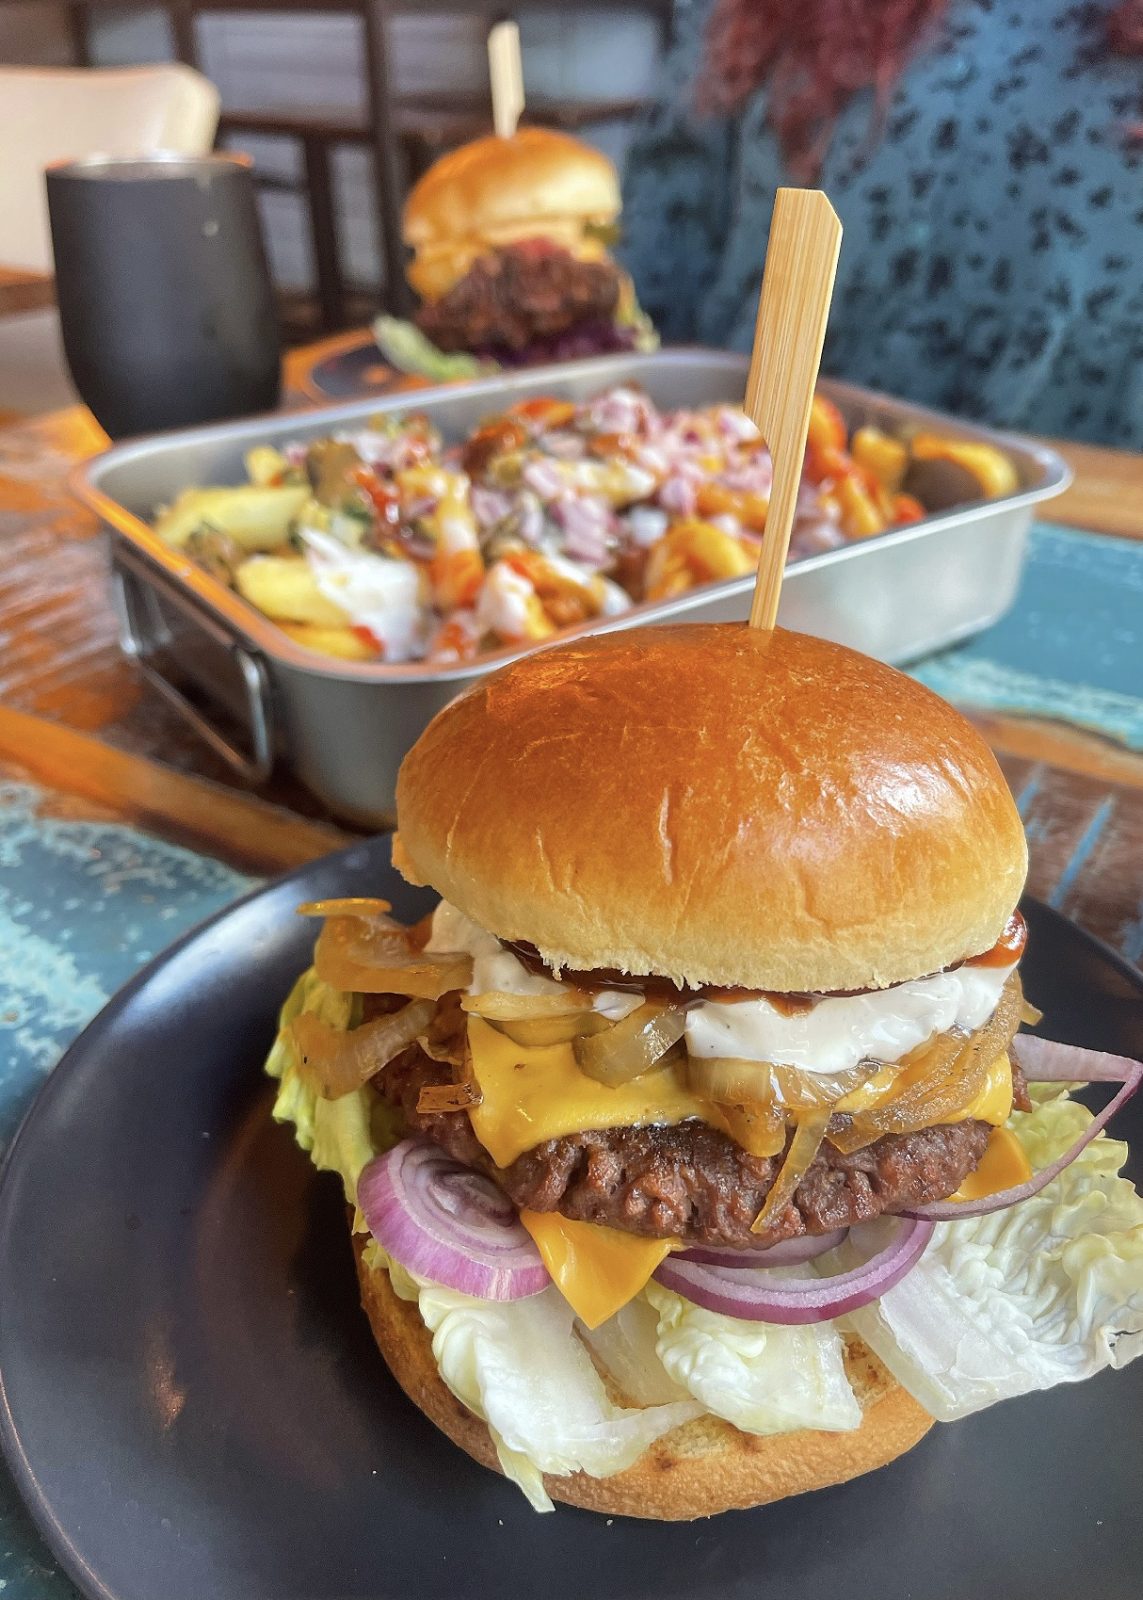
[426,901,1015,1072]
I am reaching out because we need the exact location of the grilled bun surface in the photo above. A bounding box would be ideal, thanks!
[355,1236,934,1519]
[395,624,1028,993]
[403,127,620,301]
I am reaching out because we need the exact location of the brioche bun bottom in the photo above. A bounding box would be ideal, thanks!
[354,1235,934,1520]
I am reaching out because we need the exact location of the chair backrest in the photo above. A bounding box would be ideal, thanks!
[0,64,221,272]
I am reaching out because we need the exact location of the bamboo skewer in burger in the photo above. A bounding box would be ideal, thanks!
[744,187,843,630]
[487,19,525,142]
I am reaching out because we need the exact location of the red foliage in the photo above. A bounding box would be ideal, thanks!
[698,0,1141,179]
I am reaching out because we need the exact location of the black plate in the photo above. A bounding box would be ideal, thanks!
[1,837,1141,1600]
[303,337,395,402]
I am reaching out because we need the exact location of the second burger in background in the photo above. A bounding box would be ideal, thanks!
[377,127,657,379]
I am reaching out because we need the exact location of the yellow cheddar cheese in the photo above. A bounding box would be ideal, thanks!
[467,1016,1015,1170]
[465,1019,1025,1324]
[466,1015,708,1168]
[519,1210,672,1329]
[947,1124,1032,1202]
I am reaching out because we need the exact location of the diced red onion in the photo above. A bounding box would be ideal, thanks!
[543,430,587,460]
[715,405,761,442]
[554,494,612,565]
[903,1037,1142,1222]
[358,1140,550,1300]
[585,386,653,438]
[654,1216,933,1324]
[470,485,513,529]
[658,474,696,516]
[633,444,669,477]
[679,1227,847,1269]
[522,458,564,501]
[722,458,774,495]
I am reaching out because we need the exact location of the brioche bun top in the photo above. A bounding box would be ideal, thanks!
[402,127,619,301]
[395,625,1028,992]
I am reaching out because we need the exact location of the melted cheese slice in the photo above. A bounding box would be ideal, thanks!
[520,1210,672,1329]
[466,1015,707,1167]
[946,1125,1032,1202]
[467,1020,1026,1323]
[468,1014,1016,1172]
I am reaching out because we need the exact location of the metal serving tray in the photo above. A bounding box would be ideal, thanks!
[76,349,1070,827]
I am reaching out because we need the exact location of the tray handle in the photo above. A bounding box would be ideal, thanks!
[111,556,275,785]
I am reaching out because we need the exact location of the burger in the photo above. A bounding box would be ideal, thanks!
[265,623,1143,1518]
[375,127,656,380]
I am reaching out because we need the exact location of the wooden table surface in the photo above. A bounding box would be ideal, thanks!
[0,265,55,318]
[0,384,1140,962]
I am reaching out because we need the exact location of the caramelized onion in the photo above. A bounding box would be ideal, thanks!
[416,1079,482,1115]
[750,1110,831,1236]
[461,989,593,1021]
[708,1103,786,1158]
[574,1003,687,1086]
[296,896,394,920]
[1020,998,1044,1026]
[488,1011,610,1048]
[315,914,472,998]
[687,1055,881,1112]
[290,998,435,1098]
[828,972,1024,1152]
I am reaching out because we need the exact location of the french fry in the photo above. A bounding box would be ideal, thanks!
[235,555,352,626]
[277,622,380,660]
[154,484,309,550]
[644,519,756,600]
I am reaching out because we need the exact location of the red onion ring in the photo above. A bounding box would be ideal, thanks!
[654,1216,934,1325]
[679,1228,848,1269]
[903,1037,1142,1222]
[358,1140,550,1300]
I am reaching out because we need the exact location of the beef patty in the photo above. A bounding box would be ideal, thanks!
[416,241,620,354]
[375,1043,1032,1249]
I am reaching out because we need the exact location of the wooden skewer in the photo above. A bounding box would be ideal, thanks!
[488,20,525,140]
[0,706,350,873]
[745,189,843,631]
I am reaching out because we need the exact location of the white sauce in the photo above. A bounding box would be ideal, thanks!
[427,902,640,1020]
[300,526,426,661]
[684,965,1015,1074]
[426,902,1014,1072]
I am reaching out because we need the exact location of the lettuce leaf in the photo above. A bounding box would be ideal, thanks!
[264,967,377,1203]
[373,1261,700,1510]
[842,1096,1143,1421]
[372,316,491,382]
[645,1280,862,1435]
[576,1296,692,1407]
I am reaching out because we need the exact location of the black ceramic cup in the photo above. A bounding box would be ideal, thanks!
[46,151,281,438]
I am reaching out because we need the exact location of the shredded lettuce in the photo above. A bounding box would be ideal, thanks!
[842,1096,1143,1421]
[645,1281,862,1435]
[372,316,491,382]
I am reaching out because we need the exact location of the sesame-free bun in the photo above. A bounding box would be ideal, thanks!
[395,625,1028,993]
[355,1237,934,1519]
[403,127,620,301]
